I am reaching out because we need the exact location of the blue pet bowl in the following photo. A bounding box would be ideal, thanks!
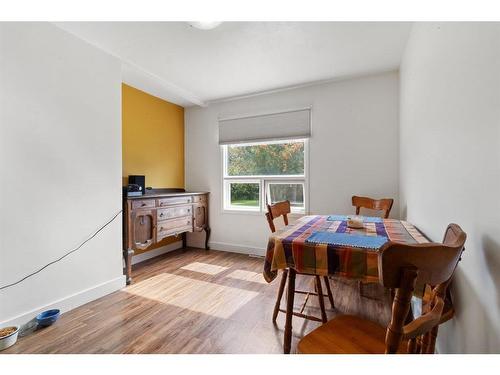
[36,309,60,327]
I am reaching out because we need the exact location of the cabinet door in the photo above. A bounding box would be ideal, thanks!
[193,202,208,231]
[131,209,156,250]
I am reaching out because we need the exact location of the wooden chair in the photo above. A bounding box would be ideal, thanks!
[416,223,465,353]
[297,223,466,354]
[265,201,335,325]
[352,195,394,219]
[351,195,394,298]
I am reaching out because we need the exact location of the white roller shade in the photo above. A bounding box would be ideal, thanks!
[218,108,311,145]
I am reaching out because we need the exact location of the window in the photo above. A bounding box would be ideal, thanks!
[222,139,307,213]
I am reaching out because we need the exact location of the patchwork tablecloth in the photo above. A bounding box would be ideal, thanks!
[263,215,429,283]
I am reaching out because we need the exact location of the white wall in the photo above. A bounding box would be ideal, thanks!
[185,72,399,255]
[400,23,500,353]
[0,23,124,326]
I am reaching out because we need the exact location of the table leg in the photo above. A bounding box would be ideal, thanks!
[283,268,296,354]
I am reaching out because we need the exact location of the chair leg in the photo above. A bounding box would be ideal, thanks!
[407,338,417,354]
[283,268,296,354]
[421,332,431,354]
[272,269,288,323]
[416,336,423,353]
[323,276,335,309]
[426,326,439,353]
[315,276,327,323]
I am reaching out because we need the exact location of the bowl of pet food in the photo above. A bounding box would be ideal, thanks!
[0,326,20,351]
[36,309,60,327]
[347,216,364,229]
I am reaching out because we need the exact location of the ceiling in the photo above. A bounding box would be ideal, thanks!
[55,22,412,107]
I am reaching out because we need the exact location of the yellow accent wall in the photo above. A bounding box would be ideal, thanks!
[122,83,185,252]
[122,83,184,188]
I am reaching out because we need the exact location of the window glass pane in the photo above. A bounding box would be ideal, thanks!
[229,182,260,208]
[268,183,304,209]
[227,140,304,176]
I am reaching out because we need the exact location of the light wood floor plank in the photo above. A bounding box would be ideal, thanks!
[2,248,391,354]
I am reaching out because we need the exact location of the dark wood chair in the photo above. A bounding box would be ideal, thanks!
[297,223,466,354]
[416,223,465,353]
[265,201,335,325]
[352,195,394,219]
[351,195,394,298]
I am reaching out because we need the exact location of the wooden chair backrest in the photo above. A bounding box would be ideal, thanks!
[265,200,291,233]
[352,195,394,218]
[432,223,466,325]
[378,223,466,353]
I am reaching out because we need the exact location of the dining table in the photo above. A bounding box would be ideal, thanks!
[263,214,430,353]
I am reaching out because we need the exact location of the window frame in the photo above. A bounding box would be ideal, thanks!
[221,138,309,215]
[223,178,262,212]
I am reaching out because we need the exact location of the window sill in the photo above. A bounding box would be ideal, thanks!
[221,209,306,217]
[222,209,264,216]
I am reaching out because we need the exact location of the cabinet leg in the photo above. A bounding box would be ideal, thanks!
[182,232,187,249]
[204,227,211,250]
[123,248,134,285]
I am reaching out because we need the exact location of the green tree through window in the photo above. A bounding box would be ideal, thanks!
[227,142,304,176]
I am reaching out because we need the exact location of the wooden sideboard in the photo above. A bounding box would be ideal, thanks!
[123,189,210,284]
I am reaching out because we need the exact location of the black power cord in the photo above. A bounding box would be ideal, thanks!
[0,210,123,291]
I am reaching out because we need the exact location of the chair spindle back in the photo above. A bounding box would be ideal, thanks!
[352,195,394,218]
[265,200,291,233]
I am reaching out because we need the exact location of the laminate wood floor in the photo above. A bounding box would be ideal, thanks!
[3,248,391,354]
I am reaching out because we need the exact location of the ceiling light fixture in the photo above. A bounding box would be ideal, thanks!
[188,21,222,30]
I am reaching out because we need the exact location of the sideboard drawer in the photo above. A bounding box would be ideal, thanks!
[192,194,208,203]
[157,204,192,221]
[131,199,156,210]
[157,217,193,240]
[157,196,193,207]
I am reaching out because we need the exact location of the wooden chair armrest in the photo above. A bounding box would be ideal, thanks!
[403,297,444,339]
[439,305,454,324]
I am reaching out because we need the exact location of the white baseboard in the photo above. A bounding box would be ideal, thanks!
[0,276,126,327]
[131,241,183,265]
[209,241,266,257]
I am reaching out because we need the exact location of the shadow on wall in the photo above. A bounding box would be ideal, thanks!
[481,234,500,352]
[438,265,500,353]
[400,204,407,221]
[438,268,484,353]
[482,234,500,312]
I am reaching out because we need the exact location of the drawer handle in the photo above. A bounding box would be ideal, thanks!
[161,200,191,206]
[160,213,164,217]
[141,203,147,207]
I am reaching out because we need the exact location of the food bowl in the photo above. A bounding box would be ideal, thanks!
[36,309,60,327]
[0,326,20,351]
[347,216,364,229]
